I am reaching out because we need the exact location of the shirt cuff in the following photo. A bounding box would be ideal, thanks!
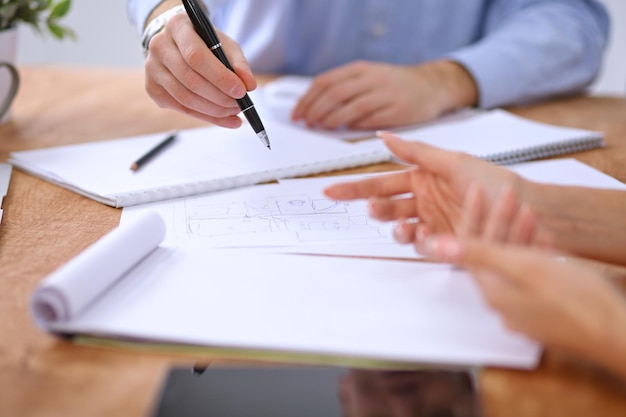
[446,43,533,110]
[127,0,166,38]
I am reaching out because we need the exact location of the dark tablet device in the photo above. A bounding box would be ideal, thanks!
[150,365,482,417]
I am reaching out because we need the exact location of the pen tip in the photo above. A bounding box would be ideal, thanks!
[257,131,271,150]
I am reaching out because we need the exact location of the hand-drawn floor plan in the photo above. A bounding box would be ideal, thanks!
[182,193,389,244]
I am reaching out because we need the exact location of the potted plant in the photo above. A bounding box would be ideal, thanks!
[0,0,74,39]
[0,0,73,123]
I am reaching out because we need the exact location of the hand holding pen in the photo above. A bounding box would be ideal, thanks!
[142,0,266,142]
[181,0,270,149]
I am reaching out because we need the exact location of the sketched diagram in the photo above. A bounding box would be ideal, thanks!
[183,194,386,242]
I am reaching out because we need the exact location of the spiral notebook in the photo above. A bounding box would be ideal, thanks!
[9,110,603,207]
[8,121,390,208]
[393,109,605,165]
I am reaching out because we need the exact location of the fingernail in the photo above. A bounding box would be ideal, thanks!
[230,85,246,98]
[393,222,411,244]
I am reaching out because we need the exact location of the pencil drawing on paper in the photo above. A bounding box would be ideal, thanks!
[181,194,387,243]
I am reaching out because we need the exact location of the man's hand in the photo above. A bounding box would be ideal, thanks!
[292,60,478,130]
[143,9,256,128]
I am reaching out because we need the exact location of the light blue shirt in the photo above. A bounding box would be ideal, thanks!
[127,0,609,108]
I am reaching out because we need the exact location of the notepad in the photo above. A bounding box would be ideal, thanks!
[8,121,390,208]
[30,211,540,370]
[393,109,604,165]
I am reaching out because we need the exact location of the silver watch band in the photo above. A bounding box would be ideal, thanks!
[141,4,186,57]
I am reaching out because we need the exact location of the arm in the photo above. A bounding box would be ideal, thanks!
[448,0,609,108]
[324,132,626,266]
[144,0,180,30]
[528,184,626,266]
[127,0,166,36]
[291,0,608,130]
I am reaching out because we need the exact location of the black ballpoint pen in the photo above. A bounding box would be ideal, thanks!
[181,0,271,150]
[130,131,177,171]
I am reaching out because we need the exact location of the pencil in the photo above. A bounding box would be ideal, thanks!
[130,132,177,171]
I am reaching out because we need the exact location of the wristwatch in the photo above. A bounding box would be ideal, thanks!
[141,4,186,57]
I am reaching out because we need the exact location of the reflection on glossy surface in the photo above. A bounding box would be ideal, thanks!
[151,365,481,417]
[340,370,480,417]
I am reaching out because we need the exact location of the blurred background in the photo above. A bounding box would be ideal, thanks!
[16,0,144,68]
[15,0,626,95]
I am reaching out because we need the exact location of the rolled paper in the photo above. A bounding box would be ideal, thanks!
[30,211,165,329]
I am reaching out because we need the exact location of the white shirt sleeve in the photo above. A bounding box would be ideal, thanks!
[126,0,179,37]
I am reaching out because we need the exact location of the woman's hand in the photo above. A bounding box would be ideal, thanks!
[323,132,529,250]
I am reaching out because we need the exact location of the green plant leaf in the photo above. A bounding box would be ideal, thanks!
[49,0,71,20]
[47,21,65,39]
[0,0,74,40]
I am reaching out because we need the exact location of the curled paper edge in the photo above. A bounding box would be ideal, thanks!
[29,211,166,329]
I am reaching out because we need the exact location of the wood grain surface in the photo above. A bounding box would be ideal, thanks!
[1,66,625,417]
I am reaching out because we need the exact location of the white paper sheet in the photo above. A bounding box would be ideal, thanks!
[122,181,397,250]
[30,211,165,328]
[9,121,390,207]
[38,242,541,369]
[393,110,604,164]
[121,158,625,259]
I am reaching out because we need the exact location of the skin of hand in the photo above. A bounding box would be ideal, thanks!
[143,4,256,128]
[421,236,626,380]
[323,132,529,250]
[324,132,626,266]
[291,60,478,131]
[420,184,626,380]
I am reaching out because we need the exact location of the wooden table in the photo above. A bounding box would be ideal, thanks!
[1,66,626,417]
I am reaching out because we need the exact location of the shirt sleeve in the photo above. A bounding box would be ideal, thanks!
[446,0,610,109]
[127,0,228,38]
[126,0,165,37]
